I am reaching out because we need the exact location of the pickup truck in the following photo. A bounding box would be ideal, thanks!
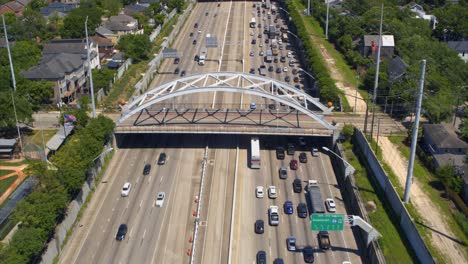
[318,231,331,250]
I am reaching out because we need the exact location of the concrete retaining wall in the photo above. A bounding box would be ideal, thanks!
[40,143,112,264]
[353,129,435,264]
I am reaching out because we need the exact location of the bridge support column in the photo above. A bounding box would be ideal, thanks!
[332,129,340,145]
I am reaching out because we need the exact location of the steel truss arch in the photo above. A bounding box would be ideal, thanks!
[118,72,336,130]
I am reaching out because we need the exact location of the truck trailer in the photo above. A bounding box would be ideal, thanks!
[306,182,325,214]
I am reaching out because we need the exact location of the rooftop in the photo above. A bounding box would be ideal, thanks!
[363,35,395,47]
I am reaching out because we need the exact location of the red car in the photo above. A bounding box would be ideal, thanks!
[290,159,298,170]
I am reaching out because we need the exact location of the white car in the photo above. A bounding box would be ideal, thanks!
[287,51,293,58]
[325,198,336,212]
[121,182,131,197]
[256,186,264,198]
[156,192,166,207]
[269,205,279,226]
[268,186,277,199]
[283,66,288,72]
[312,148,319,157]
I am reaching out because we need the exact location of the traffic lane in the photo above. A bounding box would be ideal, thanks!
[72,137,160,263]
[149,137,206,263]
[58,143,137,264]
[200,138,236,264]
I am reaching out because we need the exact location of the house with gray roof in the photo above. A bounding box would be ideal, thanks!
[362,35,395,59]
[40,2,78,19]
[447,41,468,63]
[124,4,148,16]
[102,13,142,41]
[20,39,100,105]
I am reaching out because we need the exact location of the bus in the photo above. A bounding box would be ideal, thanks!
[250,18,256,28]
[250,137,261,169]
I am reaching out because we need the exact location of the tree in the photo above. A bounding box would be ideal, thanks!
[154,14,166,26]
[341,124,355,141]
[116,34,151,61]
[28,0,48,11]
[92,68,115,90]
[17,80,54,109]
[460,108,468,141]
[100,0,122,16]
[433,4,468,41]
[0,92,33,129]
[61,7,103,38]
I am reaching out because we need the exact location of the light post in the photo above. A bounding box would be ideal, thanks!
[325,0,330,39]
[298,67,318,97]
[322,146,356,178]
[85,16,97,119]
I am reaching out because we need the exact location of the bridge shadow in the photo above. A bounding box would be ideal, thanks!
[115,134,331,150]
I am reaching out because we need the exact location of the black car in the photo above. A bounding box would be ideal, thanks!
[299,152,307,163]
[205,12,209,16]
[265,38,269,44]
[174,57,180,64]
[297,202,308,218]
[268,66,274,72]
[268,104,276,110]
[192,39,197,45]
[158,153,167,165]
[292,68,298,74]
[180,70,186,77]
[252,39,257,44]
[293,179,302,193]
[194,23,198,28]
[249,68,256,74]
[285,76,291,82]
[143,164,151,175]
[276,67,281,73]
[189,32,193,37]
[273,258,284,264]
[116,224,128,241]
[256,250,266,264]
[276,147,285,160]
[294,76,300,83]
[194,55,199,62]
[255,220,264,234]
[280,56,286,62]
[303,246,314,263]
[273,58,278,63]
[174,67,180,74]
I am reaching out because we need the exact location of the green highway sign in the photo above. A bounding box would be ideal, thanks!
[311,214,344,231]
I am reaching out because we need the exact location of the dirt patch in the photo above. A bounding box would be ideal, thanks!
[316,43,367,113]
[0,163,28,205]
[378,137,466,263]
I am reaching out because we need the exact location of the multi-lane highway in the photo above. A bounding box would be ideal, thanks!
[59,1,363,263]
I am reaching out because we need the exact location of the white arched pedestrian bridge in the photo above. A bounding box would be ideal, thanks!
[115,72,338,138]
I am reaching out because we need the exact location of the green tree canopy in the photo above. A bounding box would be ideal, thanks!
[61,7,103,38]
[116,34,151,61]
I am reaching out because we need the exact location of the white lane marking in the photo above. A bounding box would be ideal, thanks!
[212,0,233,108]
[227,145,239,264]
[136,176,140,183]
[126,201,130,209]
[129,228,133,238]
[142,229,147,240]
[139,199,143,208]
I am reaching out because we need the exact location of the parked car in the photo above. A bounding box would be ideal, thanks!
[299,152,307,163]
[284,201,293,214]
[279,166,287,179]
[256,186,264,198]
[156,192,166,207]
[115,224,128,241]
[121,182,131,197]
[297,202,308,218]
[325,198,336,212]
[286,236,296,251]
[268,186,277,199]
[290,159,298,170]
[255,219,264,234]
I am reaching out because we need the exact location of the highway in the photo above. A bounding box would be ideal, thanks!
[59,1,363,264]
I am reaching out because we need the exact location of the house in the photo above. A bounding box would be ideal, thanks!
[40,2,78,19]
[101,13,142,40]
[324,0,343,8]
[0,1,25,17]
[422,124,468,203]
[362,35,395,59]
[388,56,408,83]
[447,41,468,63]
[90,34,115,62]
[96,26,119,45]
[409,4,437,30]
[20,39,100,105]
[123,4,148,16]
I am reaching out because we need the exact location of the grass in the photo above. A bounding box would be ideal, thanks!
[0,170,14,177]
[0,175,18,197]
[388,136,468,259]
[342,140,415,263]
[0,160,28,166]
[27,129,57,147]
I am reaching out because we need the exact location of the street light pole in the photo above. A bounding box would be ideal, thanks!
[322,146,356,178]
[325,0,330,39]
[85,16,97,118]
[369,4,384,140]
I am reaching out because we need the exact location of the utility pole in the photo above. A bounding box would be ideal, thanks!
[404,60,426,203]
[307,0,310,15]
[370,4,384,140]
[325,0,330,39]
[354,75,359,113]
[2,15,16,91]
[85,16,97,118]
[376,118,381,156]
